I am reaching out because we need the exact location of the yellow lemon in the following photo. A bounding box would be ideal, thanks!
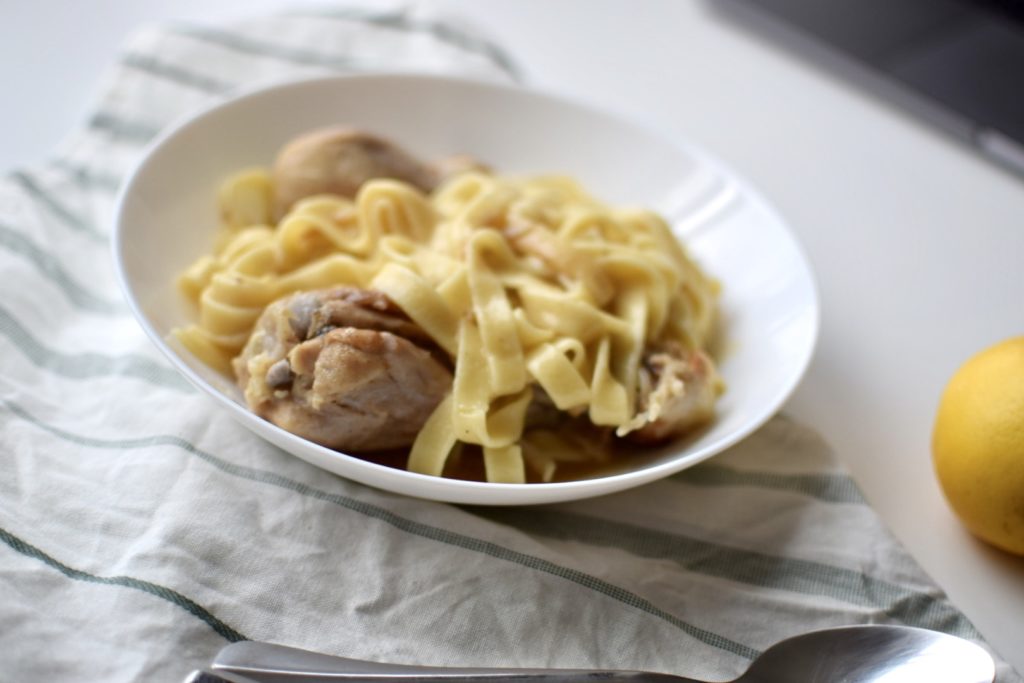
[932,336,1024,555]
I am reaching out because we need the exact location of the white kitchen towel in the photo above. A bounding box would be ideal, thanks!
[0,4,1018,682]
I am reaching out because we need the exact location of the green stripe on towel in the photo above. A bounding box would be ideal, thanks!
[0,222,124,314]
[51,160,123,193]
[9,172,106,243]
[120,52,234,94]
[293,7,523,81]
[469,508,980,640]
[169,25,367,70]
[3,400,761,662]
[674,463,865,504]
[4,398,977,644]
[0,525,247,642]
[88,111,163,145]
[0,306,192,392]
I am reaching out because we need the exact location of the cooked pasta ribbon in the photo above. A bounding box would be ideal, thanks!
[408,394,457,477]
[175,169,720,482]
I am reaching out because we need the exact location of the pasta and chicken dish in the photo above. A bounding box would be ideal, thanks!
[174,127,722,484]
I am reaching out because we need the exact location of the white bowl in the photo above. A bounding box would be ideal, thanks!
[114,73,819,505]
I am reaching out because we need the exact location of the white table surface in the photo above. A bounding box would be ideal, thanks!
[4,0,1023,672]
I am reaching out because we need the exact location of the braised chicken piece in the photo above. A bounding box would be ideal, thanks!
[272,127,490,217]
[272,127,437,217]
[234,288,452,452]
[625,343,721,445]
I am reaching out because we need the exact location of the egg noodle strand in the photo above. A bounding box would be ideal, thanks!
[175,169,719,482]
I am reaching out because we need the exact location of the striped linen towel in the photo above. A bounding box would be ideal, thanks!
[1,4,1018,681]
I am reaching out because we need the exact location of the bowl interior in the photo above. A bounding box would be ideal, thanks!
[115,73,818,505]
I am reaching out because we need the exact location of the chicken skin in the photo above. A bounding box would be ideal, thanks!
[234,288,452,452]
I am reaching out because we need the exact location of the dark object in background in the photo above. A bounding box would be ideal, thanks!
[718,0,1024,177]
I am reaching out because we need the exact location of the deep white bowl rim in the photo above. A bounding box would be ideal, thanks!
[112,71,821,505]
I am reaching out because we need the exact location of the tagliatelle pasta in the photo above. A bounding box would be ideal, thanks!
[175,161,721,484]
